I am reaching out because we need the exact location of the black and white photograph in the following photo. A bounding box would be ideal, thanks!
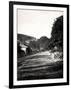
[17,8,63,80]
[9,1,69,88]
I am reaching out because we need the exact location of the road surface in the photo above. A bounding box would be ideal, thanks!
[17,51,63,80]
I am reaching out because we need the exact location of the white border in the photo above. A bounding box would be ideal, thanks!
[13,5,67,85]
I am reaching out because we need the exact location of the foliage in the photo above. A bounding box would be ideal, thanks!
[37,36,49,50]
[48,16,63,51]
[17,41,25,58]
[26,46,32,55]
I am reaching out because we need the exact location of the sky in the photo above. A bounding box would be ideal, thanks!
[17,9,63,39]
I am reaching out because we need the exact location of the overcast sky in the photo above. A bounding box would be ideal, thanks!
[17,9,63,39]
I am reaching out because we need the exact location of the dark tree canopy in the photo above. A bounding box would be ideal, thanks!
[48,16,63,50]
[26,46,32,55]
[17,41,22,52]
[37,36,49,50]
[17,41,25,58]
[51,16,63,40]
[29,41,39,49]
[38,36,49,43]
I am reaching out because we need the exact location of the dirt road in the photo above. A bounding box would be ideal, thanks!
[17,51,63,80]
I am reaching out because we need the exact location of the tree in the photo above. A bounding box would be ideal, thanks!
[26,46,32,55]
[29,41,39,51]
[48,16,63,50]
[17,41,21,53]
[17,41,25,58]
[51,16,63,40]
[37,36,49,50]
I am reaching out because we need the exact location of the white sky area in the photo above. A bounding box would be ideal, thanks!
[17,9,63,39]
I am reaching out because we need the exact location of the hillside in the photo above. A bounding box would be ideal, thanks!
[17,34,36,45]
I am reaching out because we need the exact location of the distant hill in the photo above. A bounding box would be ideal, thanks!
[17,34,36,45]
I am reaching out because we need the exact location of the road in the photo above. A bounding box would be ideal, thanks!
[17,51,63,80]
